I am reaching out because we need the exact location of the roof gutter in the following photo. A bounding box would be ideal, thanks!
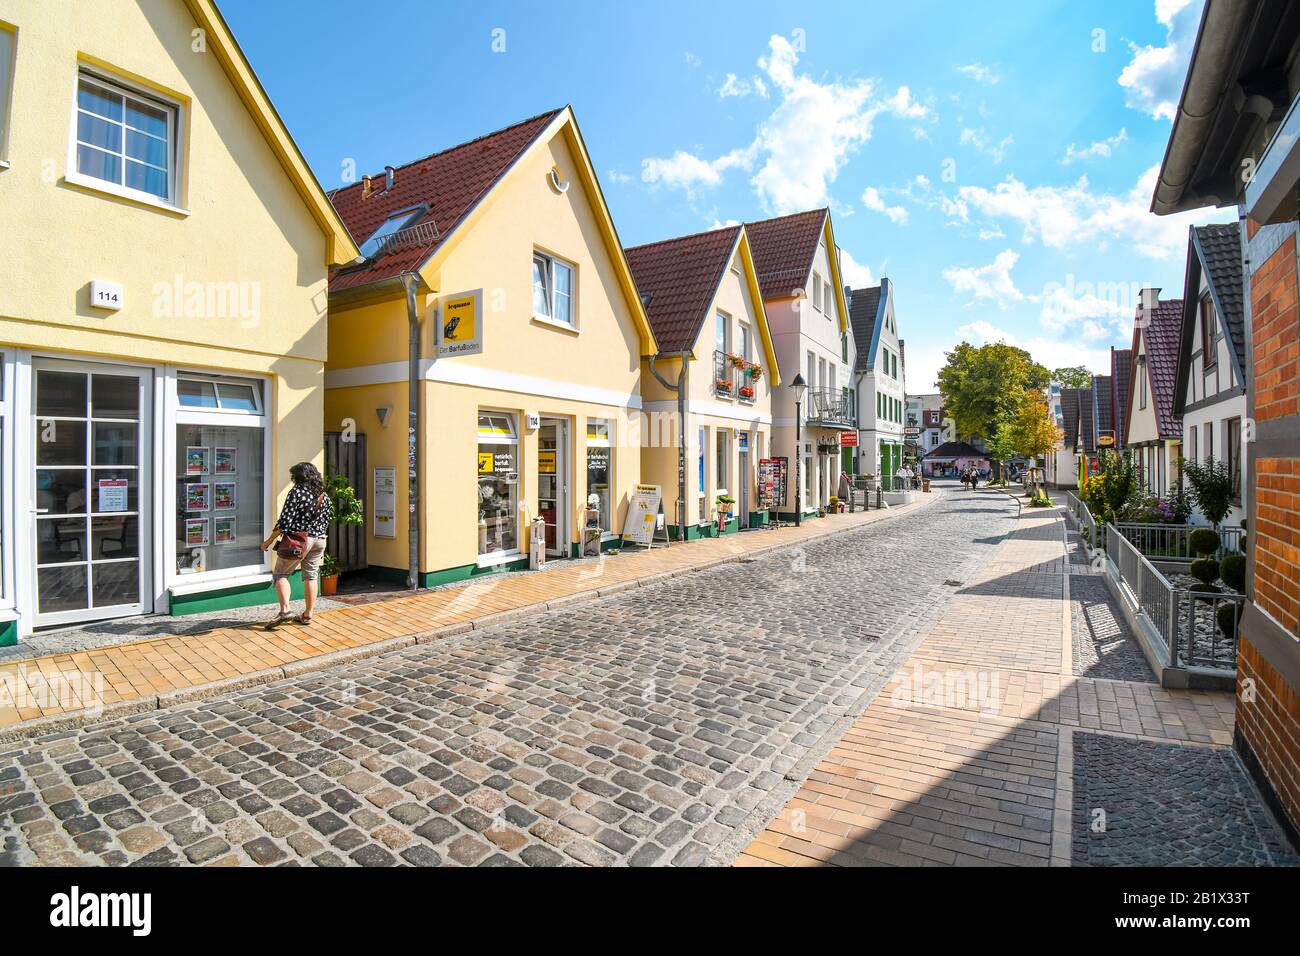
[1151,0,1259,215]
[648,351,692,543]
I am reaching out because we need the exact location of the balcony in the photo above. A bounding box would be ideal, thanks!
[713,350,760,403]
[804,386,856,428]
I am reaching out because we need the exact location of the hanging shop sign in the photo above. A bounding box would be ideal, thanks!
[373,466,396,539]
[622,484,662,546]
[436,289,484,357]
[840,430,859,447]
[1097,432,1116,448]
[903,426,921,437]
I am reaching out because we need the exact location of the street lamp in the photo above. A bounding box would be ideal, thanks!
[790,373,807,527]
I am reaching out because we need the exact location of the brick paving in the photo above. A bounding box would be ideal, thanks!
[0,490,1009,867]
[737,493,1292,867]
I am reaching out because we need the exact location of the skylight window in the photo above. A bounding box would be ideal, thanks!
[359,206,425,258]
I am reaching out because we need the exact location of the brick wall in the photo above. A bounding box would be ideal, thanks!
[1239,228,1300,840]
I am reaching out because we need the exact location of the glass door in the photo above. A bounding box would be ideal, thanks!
[537,419,567,557]
[33,360,151,626]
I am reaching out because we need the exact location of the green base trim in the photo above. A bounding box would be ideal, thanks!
[0,618,16,647]
[368,557,532,589]
[568,537,624,558]
[774,509,822,522]
[747,510,771,528]
[169,576,303,616]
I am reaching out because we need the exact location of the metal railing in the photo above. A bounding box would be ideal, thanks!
[371,219,440,257]
[1063,491,1104,552]
[1104,522,1241,672]
[713,350,758,402]
[1111,523,1244,561]
[1174,588,1245,669]
[804,387,856,428]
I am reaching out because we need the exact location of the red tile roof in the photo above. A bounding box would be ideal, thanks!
[328,109,564,292]
[624,226,741,354]
[1130,297,1184,439]
[744,209,828,301]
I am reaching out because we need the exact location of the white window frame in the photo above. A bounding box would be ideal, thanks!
[532,250,577,330]
[738,322,751,363]
[0,351,11,611]
[166,369,272,591]
[66,67,186,212]
[715,429,730,502]
[716,310,730,355]
[359,205,425,258]
[0,22,16,166]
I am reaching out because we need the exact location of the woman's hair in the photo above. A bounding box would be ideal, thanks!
[290,461,325,497]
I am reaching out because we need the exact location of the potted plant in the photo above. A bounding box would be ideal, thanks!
[748,363,764,380]
[729,354,746,370]
[715,378,733,394]
[321,470,364,595]
[739,385,755,400]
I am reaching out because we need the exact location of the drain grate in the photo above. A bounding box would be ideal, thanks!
[943,579,964,587]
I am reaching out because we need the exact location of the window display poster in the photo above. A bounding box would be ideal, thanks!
[185,518,209,547]
[97,478,129,513]
[213,482,236,511]
[214,447,237,474]
[185,482,211,512]
[214,517,236,544]
[186,446,210,475]
[373,466,396,539]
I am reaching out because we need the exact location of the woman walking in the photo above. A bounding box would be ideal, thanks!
[261,462,332,628]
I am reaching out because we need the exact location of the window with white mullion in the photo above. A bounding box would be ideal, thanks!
[75,73,174,201]
[532,251,576,327]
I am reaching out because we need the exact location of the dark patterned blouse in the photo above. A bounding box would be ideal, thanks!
[275,485,332,538]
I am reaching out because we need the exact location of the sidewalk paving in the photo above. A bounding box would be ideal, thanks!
[736,495,1295,867]
[0,496,937,735]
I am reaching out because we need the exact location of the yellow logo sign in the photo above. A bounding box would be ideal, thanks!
[439,289,484,357]
[538,450,557,474]
[478,452,494,474]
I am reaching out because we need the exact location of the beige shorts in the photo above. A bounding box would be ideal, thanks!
[272,536,327,582]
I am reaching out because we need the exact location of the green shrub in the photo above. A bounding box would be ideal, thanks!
[1190,556,1220,587]
[1219,554,1246,593]
[1189,528,1221,557]
[1183,456,1234,527]
[1217,602,1243,640]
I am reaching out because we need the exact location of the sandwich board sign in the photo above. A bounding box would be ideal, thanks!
[436,289,484,357]
[622,483,663,547]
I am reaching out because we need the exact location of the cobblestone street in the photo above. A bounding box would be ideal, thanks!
[3,490,1296,867]
[0,491,1011,867]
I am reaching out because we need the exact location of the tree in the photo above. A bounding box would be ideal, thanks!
[1006,391,1062,496]
[1183,456,1234,529]
[937,342,1050,444]
[1052,365,1094,389]
[984,419,1017,485]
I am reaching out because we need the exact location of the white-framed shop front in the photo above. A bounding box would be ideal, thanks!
[0,349,274,640]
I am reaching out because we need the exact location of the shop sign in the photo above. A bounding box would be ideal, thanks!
[1097,432,1115,448]
[97,478,129,513]
[373,466,396,539]
[623,484,662,545]
[903,426,921,437]
[840,430,859,447]
[538,450,557,474]
[437,289,484,357]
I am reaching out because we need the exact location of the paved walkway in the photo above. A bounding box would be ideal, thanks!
[0,498,934,733]
[737,496,1297,867]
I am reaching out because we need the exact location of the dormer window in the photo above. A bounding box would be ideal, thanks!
[359,206,425,258]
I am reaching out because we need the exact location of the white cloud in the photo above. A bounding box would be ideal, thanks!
[1038,283,1131,338]
[685,52,701,68]
[955,163,1232,260]
[977,227,1005,240]
[956,320,1113,374]
[960,127,1014,163]
[902,341,947,393]
[861,186,909,224]
[644,35,929,213]
[943,249,1025,307]
[606,169,631,184]
[1118,0,1200,121]
[750,36,930,213]
[957,62,1001,85]
[640,141,758,199]
[718,73,770,99]
[839,248,875,288]
[1061,128,1128,164]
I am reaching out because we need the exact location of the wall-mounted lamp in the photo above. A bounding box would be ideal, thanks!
[376,405,393,427]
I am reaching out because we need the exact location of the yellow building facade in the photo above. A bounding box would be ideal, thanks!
[0,0,358,642]
[324,108,657,585]
[628,226,780,538]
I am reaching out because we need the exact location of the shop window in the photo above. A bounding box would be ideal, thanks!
[0,354,6,602]
[533,251,575,326]
[174,375,266,577]
[715,430,729,498]
[72,70,179,204]
[585,419,613,533]
[477,413,519,556]
[697,426,706,522]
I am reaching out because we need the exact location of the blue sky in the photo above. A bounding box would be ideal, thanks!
[222,0,1234,391]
